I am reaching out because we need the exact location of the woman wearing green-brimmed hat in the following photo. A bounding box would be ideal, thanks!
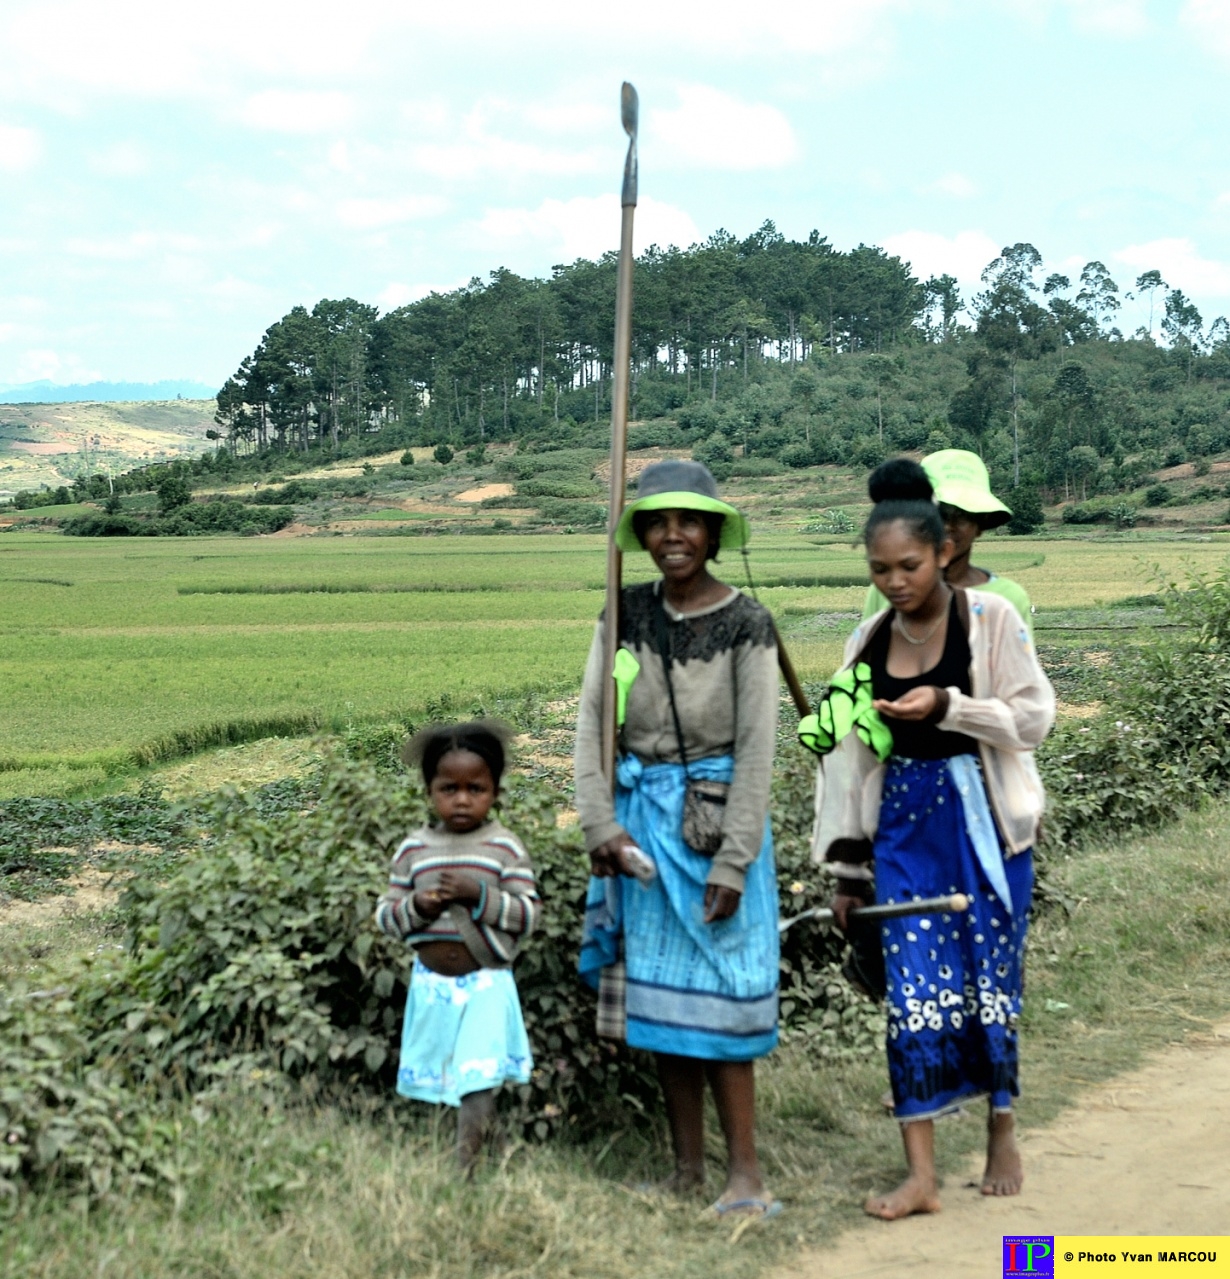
[862,450,1034,636]
[574,459,783,1219]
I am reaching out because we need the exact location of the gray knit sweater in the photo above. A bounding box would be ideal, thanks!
[573,582,778,893]
[374,821,539,968]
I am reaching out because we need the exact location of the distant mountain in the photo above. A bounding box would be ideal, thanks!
[0,379,218,404]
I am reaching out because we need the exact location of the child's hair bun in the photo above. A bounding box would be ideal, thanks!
[401,718,514,786]
[868,457,934,505]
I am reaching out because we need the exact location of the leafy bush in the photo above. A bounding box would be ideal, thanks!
[1060,503,1104,525]
[433,444,454,465]
[253,480,319,504]
[465,445,487,466]
[628,422,683,450]
[157,474,193,514]
[0,984,176,1198]
[10,486,73,510]
[675,401,723,437]
[62,502,295,538]
[780,442,816,469]
[534,499,605,527]
[693,430,733,466]
[1144,483,1171,507]
[729,457,785,478]
[517,478,600,500]
[802,508,856,535]
[1006,487,1045,534]
[1039,568,1230,849]
[400,450,415,466]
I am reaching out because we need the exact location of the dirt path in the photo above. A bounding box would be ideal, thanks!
[775,1021,1230,1277]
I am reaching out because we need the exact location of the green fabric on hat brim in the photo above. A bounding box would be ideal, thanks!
[922,449,1012,528]
[614,491,750,552]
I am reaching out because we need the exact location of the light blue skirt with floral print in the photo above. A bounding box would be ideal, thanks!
[396,957,533,1107]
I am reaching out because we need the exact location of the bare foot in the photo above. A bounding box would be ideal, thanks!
[713,1168,769,1210]
[981,1111,1023,1196]
[864,1175,942,1220]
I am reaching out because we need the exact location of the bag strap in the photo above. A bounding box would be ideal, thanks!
[652,587,692,780]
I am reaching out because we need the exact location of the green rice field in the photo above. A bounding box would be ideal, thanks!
[2,529,1228,786]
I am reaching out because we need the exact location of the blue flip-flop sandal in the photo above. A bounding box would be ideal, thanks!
[709,1197,783,1220]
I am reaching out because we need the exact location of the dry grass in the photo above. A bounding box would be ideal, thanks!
[123,736,322,801]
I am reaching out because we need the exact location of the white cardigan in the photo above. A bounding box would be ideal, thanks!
[810,589,1056,881]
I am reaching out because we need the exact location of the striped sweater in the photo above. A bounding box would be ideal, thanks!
[374,820,539,968]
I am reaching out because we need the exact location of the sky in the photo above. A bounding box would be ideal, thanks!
[0,0,1227,390]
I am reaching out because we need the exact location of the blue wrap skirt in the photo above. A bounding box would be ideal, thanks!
[579,754,779,1061]
[876,755,1033,1122]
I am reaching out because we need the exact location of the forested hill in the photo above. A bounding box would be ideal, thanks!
[213,226,1230,503]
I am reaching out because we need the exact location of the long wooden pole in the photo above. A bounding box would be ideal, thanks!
[771,620,811,720]
[601,83,638,789]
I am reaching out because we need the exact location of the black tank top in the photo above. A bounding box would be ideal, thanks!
[865,594,979,760]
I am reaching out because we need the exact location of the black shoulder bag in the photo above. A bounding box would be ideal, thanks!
[653,591,729,856]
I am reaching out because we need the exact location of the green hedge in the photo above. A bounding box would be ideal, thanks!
[1039,569,1230,848]
[62,501,295,537]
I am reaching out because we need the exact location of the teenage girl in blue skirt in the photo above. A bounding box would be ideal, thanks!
[814,459,1055,1220]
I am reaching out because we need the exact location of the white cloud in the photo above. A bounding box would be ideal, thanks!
[2,0,383,97]
[0,123,40,172]
[413,136,604,180]
[10,348,102,384]
[89,141,149,176]
[206,276,268,302]
[336,195,449,229]
[64,231,204,260]
[0,0,907,105]
[881,229,1001,288]
[648,85,797,171]
[406,95,611,179]
[923,172,979,198]
[239,90,355,133]
[395,0,906,57]
[1000,0,1149,35]
[375,281,458,311]
[1182,0,1230,57]
[1060,0,1150,35]
[477,194,700,263]
[1113,237,1230,296]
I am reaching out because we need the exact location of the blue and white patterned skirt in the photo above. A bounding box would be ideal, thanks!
[578,754,779,1061]
[396,957,533,1107]
[875,755,1033,1123]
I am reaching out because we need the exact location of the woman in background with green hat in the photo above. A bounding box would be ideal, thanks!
[863,449,1034,637]
[573,459,783,1219]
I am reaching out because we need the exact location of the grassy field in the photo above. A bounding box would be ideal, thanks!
[2,529,1228,788]
[4,789,1229,1279]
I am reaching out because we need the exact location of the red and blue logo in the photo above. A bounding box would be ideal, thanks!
[1004,1236,1055,1277]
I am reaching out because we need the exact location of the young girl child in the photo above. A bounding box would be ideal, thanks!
[375,720,539,1172]
[813,459,1055,1220]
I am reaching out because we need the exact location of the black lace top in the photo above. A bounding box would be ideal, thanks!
[865,594,979,760]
